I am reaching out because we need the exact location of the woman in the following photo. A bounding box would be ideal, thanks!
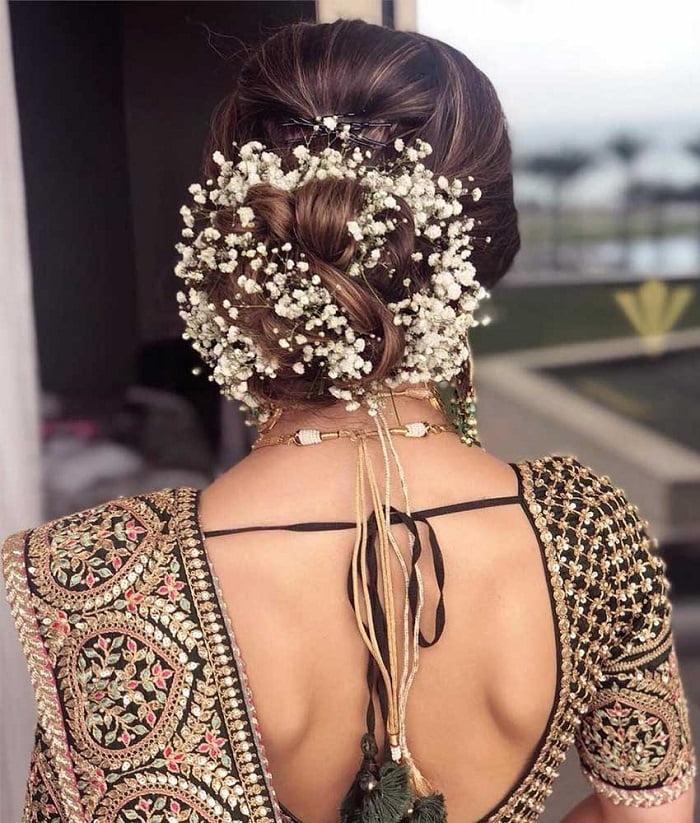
[2,18,695,823]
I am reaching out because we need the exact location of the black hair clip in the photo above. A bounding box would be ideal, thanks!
[281,113,392,148]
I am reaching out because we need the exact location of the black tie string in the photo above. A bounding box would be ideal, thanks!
[345,506,447,759]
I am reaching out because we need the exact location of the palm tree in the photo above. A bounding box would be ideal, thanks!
[684,137,700,263]
[607,134,646,270]
[628,181,677,270]
[521,149,592,270]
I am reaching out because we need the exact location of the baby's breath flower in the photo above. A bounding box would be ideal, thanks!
[347,221,363,241]
[174,118,485,420]
[238,206,255,227]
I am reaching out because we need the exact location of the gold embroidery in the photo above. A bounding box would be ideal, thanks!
[480,459,574,821]
[22,728,66,823]
[577,646,696,803]
[602,626,673,674]
[2,531,88,823]
[3,493,258,823]
[57,615,191,770]
[27,499,163,611]
[175,487,280,823]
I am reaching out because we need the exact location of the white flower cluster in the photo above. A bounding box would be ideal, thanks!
[174,117,489,420]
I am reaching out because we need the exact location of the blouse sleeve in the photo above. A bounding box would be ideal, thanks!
[573,489,696,806]
[2,528,84,823]
[20,724,69,823]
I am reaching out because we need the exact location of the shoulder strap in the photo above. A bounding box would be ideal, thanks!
[202,463,524,538]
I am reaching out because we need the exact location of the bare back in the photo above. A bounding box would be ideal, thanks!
[199,438,558,822]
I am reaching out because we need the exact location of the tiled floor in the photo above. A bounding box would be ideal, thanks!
[542,601,700,822]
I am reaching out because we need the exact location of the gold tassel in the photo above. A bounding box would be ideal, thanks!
[348,400,438,797]
[374,406,436,798]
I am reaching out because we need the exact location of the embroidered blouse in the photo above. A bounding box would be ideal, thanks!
[2,455,696,823]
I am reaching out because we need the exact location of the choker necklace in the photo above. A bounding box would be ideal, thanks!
[251,420,455,449]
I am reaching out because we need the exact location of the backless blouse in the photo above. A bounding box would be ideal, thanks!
[2,455,696,822]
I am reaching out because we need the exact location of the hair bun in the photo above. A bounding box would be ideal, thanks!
[227,177,407,403]
[293,178,364,268]
[189,19,520,413]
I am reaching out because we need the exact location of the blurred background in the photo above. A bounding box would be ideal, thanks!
[1,0,698,819]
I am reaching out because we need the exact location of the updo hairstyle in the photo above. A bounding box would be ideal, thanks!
[199,19,520,409]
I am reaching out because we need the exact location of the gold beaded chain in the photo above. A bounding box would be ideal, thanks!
[252,385,454,450]
[251,420,455,450]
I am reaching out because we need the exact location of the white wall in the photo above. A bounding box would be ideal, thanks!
[0,0,43,818]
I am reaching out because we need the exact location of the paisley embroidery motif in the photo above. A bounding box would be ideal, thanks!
[576,646,696,804]
[47,506,148,592]
[26,498,167,614]
[579,690,679,781]
[3,493,259,823]
[62,620,188,762]
[93,773,237,823]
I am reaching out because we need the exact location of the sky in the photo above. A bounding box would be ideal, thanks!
[417,0,700,152]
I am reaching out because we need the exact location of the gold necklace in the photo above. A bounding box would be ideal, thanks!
[251,420,455,449]
[256,386,444,434]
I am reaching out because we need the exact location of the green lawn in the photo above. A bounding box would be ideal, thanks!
[471,279,700,355]
[519,210,699,245]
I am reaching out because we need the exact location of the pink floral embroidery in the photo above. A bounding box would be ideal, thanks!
[124,520,147,542]
[198,730,226,757]
[124,587,144,613]
[49,610,70,635]
[157,573,185,602]
[46,503,148,591]
[163,744,185,772]
[89,767,107,794]
[152,662,173,690]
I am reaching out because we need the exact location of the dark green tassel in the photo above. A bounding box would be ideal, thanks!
[405,793,447,823]
[339,734,380,823]
[339,735,412,823]
[361,760,412,823]
[339,762,372,823]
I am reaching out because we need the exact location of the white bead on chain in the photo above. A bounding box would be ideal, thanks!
[295,428,323,445]
[404,421,428,438]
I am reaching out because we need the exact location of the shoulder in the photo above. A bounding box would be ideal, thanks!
[2,487,181,589]
[516,453,656,547]
[0,486,210,820]
[517,453,630,506]
[517,452,665,579]
[517,454,670,659]
[1,487,189,656]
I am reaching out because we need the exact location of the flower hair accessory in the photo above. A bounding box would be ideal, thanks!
[174,116,490,422]
[282,113,393,148]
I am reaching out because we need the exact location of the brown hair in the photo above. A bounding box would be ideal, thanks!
[201,18,519,409]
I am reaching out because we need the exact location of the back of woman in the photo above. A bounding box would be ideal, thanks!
[199,432,558,821]
[2,17,696,823]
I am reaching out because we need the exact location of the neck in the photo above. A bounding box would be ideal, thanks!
[258,385,450,440]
